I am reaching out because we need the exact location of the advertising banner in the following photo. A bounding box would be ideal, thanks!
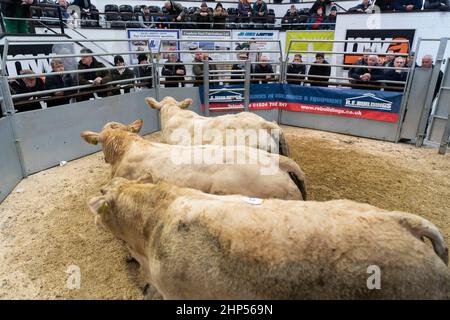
[285,31,335,64]
[232,30,280,64]
[343,29,415,65]
[200,84,402,123]
[180,29,232,63]
[127,29,180,63]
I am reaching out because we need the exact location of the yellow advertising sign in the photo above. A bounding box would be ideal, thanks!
[285,31,335,62]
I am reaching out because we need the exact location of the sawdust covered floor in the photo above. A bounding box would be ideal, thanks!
[0,127,449,299]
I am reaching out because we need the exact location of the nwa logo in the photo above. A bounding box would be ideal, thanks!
[209,90,243,101]
[345,93,392,111]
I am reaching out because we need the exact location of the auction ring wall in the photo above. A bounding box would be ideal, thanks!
[0,88,163,203]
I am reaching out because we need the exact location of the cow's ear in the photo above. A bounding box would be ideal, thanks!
[145,97,162,110]
[128,119,143,133]
[80,131,100,145]
[88,196,110,215]
[136,172,154,184]
[178,98,192,109]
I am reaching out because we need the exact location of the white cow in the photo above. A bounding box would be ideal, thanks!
[80,120,307,200]
[145,96,291,156]
[89,178,450,300]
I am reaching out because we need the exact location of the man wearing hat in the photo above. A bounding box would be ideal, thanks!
[136,53,153,88]
[195,2,213,29]
[307,53,331,87]
[77,48,112,100]
[326,6,337,30]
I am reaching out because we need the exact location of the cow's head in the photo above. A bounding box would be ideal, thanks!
[80,119,143,145]
[145,96,192,110]
[88,177,141,237]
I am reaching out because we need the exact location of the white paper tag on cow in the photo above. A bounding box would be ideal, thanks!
[244,197,263,205]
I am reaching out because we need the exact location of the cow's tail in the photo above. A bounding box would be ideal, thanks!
[279,156,307,201]
[396,214,448,265]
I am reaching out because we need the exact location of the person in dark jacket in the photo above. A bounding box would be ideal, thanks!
[135,53,153,89]
[164,0,187,28]
[45,59,75,107]
[161,53,186,87]
[230,52,249,84]
[420,54,443,100]
[195,2,213,29]
[77,48,112,101]
[287,54,306,85]
[349,54,385,89]
[1,0,35,34]
[213,2,228,29]
[424,0,450,10]
[110,55,135,94]
[326,6,337,30]
[252,55,274,84]
[393,0,423,11]
[348,0,373,12]
[237,0,252,24]
[282,5,299,30]
[9,69,45,112]
[307,53,331,87]
[252,0,268,24]
[384,56,408,91]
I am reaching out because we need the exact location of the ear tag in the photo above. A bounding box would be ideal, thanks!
[244,197,263,205]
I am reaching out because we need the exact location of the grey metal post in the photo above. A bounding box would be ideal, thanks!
[203,60,210,117]
[152,60,160,101]
[0,76,27,178]
[438,106,450,154]
[415,37,448,147]
[244,59,251,112]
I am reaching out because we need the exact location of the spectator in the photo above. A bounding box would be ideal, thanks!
[348,0,373,13]
[348,48,372,77]
[420,54,443,100]
[349,54,384,89]
[309,0,334,14]
[307,7,326,30]
[67,9,80,28]
[110,55,135,94]
[45,59,75,106]
[192,52,217,86]
[161,53,186,87]
[77,48,112,100]
[382,50,396,68]
[282,5,299,30]
[71,0,91,10]
[375,0,397,10]
[9,69,45,112]
[424,0,450,10]
[252,0,268,25]
[238,0,252,25]
[213,3,228,29]
[252,55,275,84]
[195,2,213,29]
[136,53,153,89]
[393,0,423,11]
[230,52,249,84]
[56,0,70,19]
[139,6,154,28]
[384,56,408,90]
[164,0,187,28]
[287,54,306,85]
[326,6,337,30]
[307,53,331,87]
[192,51,204,86]
[1,0,35,34]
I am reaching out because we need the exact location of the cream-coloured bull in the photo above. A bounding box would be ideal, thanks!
[89,178,450,300]
[80,119,307,200]
[145,96,291,156]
